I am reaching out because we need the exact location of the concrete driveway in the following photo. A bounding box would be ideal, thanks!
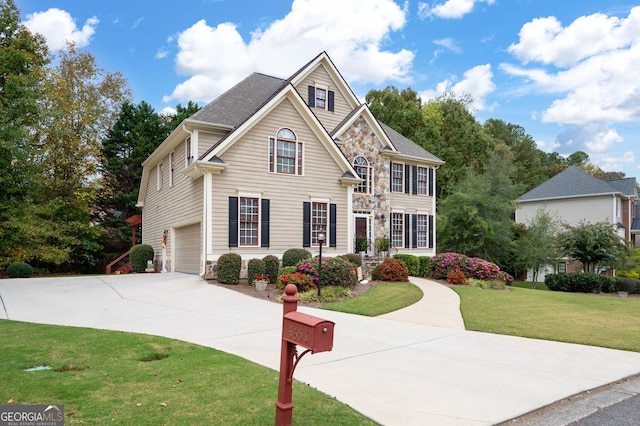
[2,273,640,425]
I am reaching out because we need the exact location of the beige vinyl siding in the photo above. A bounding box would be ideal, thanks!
[197,130,227,158]
[294,64,353,132]
[174,223,201,273]
[209,98,349,256]
[141,137,204,266]
[516,196,615,227]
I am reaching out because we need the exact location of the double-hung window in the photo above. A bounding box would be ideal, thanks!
[416,167,428,195]
[239,197,259,246]
[311,202,327,246]
[269,128,303,175]
[354,156,372,194]
[416,214,428,247]
[391,212,403,248]
[391,163,403,192]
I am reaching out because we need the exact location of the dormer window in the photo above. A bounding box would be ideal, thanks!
[307,85,334,111]
[269,128,303,175]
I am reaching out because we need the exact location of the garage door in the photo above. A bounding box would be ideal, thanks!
[174,223,201,274]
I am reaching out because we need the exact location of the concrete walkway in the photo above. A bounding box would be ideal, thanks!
[2,273,640,425]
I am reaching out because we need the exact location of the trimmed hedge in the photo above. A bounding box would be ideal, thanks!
[6,262,33,278]
[247,258,265,284]
[614,277,640,294]
[217,253,242,284]
[393,254,419,276]
[545,273,615,293]
[339,253,362,267]
[418,256,431,277]
[263,255,280,284]
[130,244,154,273]
[282,248,312,267]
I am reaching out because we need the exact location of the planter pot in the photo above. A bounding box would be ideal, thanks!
[617,291,629,298]
[255,280,268,291]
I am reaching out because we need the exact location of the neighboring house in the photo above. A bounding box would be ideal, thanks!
[515,165,639,280]
[136,52,443,277]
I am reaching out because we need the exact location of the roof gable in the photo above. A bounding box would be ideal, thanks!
[517,166,620,202]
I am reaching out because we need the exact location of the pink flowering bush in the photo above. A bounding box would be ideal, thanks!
[296,256,357,288]
[429,252,473,280]
[467,258,501,280]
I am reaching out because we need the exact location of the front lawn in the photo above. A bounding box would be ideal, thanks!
[452,285,640,352]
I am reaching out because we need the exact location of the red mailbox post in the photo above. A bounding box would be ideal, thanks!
[275,284,334,426]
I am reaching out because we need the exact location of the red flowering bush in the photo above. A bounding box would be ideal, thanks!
[277,272,315,291]
[446,267,467,284]
[372,258,409,282]
[429,252,472,280]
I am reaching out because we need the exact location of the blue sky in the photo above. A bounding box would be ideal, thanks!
[16,0,640,178]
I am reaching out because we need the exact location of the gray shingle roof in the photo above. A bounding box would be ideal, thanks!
[379,123,443,163]
[517,166,625,201]
[189,73,286,127]
[605,177,637,197]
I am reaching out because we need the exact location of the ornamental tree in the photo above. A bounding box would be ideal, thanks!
[557,221,628,274]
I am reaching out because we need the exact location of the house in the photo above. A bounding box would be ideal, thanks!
[136,52,444,277]
[515,165,639,279]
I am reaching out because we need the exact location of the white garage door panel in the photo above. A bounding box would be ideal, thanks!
[175,223,201,274]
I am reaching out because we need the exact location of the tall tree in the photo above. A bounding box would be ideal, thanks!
[164,101,201,130]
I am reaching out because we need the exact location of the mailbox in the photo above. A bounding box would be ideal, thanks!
[282,311,334,353]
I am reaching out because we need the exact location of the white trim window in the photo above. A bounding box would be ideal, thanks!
[157,162,163,191]
[269,128,303,175]
[416,214,428,247]
[239,197,259,246]
[185,136,193,166]
[353,156,372,194]
[417,167,428,195]
[391,212,403,248]
[311,202,328,246]
[391,163,403,192]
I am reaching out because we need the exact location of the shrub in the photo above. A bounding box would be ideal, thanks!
[297,257,357,288]
[6,262,33,278]
[467,278,507,290]
[467,258,501,280]
[429,252,472,280]
[262,255,280,284]
[247,258,265,284]
[393,254,420,276]
[545,273,608,293]
[277,272,315,292]
[282,248,312,267]
[418,256,431,277]
[372,258,409,282]
[339,253,362,267]
[130,244,154,273]
[614,277,638,294]
[446,268,466,284]
[278,266,297,277]
[217,253,242,285]
[498,271,514,285]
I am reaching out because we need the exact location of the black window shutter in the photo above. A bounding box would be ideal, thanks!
[328,90,335,112]
[428,215,434,248]
[261,199,270,247]
[428,167,434,196]
[412,214,418,248]
[412,166,418,195]
[404,164,410,194]
[329,204,337,247]
[228,197,238,247]
[404,213,410,248]
[308,86,315,108]
[303,202,311,247]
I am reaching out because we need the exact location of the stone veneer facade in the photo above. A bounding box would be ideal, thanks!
[337,116,391,244]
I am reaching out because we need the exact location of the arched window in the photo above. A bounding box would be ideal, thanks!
[269,128,303,175]
[353,156,371,193]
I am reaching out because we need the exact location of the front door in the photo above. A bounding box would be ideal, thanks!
[354,214,370,254]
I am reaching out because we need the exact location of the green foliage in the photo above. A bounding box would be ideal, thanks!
[130,244,154,273]
[372,258,409,282]
[513,208,563,283]
[297,257,357,288]
[467,278,506,290]
[278,266,297,277]
[418,256,431,277]
[354,237,370,252]
[297,286,353,304]
[247,258,265,284]
[614,277,639,294]
[617,248,640,279]
[282,248,311,267]
[393,254,420,276]
[216,253,242,285]
[557,221,629,273]
[6,262,33,278]
[544,273,615,293]
[374,236,390,252]
[339,253,362,267]
[262,255,279,284]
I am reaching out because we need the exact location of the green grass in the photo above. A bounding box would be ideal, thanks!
[323,282,423,316]
[0,320,378,425]
[452,286,640,352]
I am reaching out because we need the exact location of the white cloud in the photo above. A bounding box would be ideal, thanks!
[155,48,169,59]
[502,6,640,126]
[23,8,99,50]
[584,128,623,153]
[163,0,412,103]
[433,37,461,53]
[418,64,495,111]
[418,0,495,20]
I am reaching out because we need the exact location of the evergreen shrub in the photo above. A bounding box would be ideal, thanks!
[282,248,311,267]
[339,253,362,267]
[130,244,154,273]
[418,256,431,277]
[6,262,34,278]
[217,253,242,284]
[262,255,280,283]
[247,258,265,284]
[297,257,357,288]
[393,254,419,276]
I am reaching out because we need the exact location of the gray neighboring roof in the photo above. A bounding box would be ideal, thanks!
[517,166,621,202]
[605,177,637,197]
[379,123,444,163]
[189,73,286,127]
